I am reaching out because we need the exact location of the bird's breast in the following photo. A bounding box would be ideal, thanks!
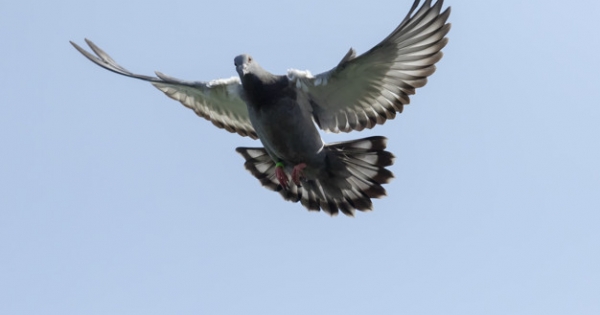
[247,96,323,165]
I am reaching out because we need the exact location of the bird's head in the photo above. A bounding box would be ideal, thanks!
[234,54,257,77]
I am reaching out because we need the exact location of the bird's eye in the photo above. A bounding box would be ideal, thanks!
[248,57,252,63]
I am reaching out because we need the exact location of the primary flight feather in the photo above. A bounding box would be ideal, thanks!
[71,0,451,216]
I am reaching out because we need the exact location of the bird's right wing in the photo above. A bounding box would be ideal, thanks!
[70,39,258,139]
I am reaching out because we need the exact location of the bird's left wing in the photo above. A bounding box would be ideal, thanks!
[70,39,258,139]
[288,0,450,133]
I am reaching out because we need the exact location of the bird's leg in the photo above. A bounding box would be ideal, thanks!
[291,163,307,187]
[275,162,289,189]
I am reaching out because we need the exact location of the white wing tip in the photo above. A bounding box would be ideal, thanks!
[207,76,240,87]
[286,69,314,80]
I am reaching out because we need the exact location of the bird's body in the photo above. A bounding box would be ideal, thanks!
[70,0,451,216]
[248,92,325,169]
[238,58,326,182]
[238,66,323,167]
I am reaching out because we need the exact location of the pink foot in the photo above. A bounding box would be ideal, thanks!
[275,164,289,189]
[291,163,307,186]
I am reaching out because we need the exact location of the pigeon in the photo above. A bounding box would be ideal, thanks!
[70,0,451,216]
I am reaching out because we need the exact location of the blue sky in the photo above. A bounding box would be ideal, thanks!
[2,0,599,314]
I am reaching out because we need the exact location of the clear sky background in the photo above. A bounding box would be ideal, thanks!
[2,0,599,314]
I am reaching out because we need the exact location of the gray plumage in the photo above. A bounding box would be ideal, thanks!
[70,0,451,216]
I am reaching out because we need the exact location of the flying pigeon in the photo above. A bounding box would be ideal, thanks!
[70,0,451,216]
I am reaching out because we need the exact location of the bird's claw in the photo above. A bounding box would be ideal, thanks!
[275,164,289,190]
[291,163,307,187]
[275,162,306,189]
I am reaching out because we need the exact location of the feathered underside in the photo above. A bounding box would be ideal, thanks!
[71,0,451,140]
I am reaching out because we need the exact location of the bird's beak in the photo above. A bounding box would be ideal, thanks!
[236,63,248,76]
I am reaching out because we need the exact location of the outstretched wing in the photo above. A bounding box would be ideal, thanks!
[70,39,257,139]
[288,0,451,133]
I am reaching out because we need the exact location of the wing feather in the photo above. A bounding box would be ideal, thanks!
[70,39,257,139]
[288,0,451,133]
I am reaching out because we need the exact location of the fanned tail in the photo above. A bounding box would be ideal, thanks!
[236,136,394,216]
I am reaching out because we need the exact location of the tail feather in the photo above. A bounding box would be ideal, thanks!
[235,136,395,216]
